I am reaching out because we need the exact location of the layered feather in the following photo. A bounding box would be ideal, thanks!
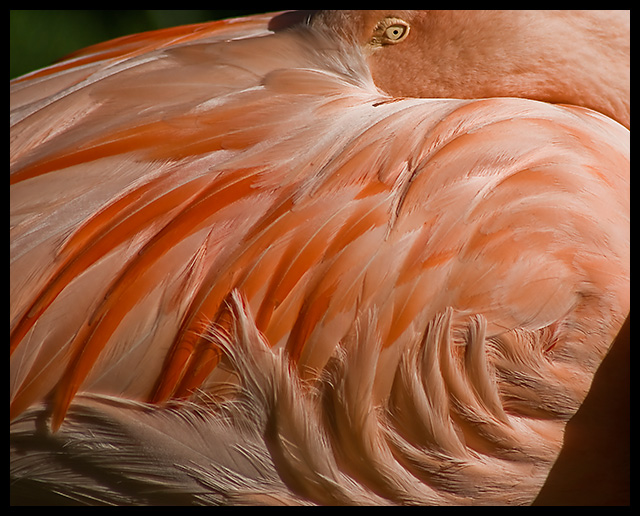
[10,11,629,505]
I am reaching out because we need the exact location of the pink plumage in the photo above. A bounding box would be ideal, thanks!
[10,10,629,505]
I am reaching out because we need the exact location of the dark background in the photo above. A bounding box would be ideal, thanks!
[10,10,275,79]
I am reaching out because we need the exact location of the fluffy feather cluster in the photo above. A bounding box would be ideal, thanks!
[12,290,600,505]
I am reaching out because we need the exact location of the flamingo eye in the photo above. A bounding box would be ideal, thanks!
[385,24,408,41]
[372,18,410,46]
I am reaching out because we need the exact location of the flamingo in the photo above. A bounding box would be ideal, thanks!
[10,10,629,505]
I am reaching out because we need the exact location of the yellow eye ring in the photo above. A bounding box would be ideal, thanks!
[371,17,411,46]
[385,24,408,41]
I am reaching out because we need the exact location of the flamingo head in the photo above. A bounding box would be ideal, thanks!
[308,10,629,128]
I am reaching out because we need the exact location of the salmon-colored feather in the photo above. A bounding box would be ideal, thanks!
[11,10,629,505]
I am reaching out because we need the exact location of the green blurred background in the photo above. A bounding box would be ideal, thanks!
[10,10,275,79]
